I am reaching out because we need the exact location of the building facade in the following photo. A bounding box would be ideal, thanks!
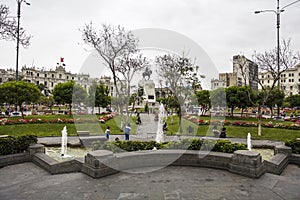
[259,64,300,96]
[0,64,94,92]
[211,55,258,91]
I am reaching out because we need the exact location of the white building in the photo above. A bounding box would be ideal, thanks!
[0,64,94,92]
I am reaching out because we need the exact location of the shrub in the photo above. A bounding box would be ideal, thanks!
[0,135,37,155]
[285,139,300,154]
[92,138,247,153]
[212,140,247,153]
[92,140,162,153]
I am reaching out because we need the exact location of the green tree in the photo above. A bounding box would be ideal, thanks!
[195,90,210,116]
[264,87,285,117]
[95,81,111,113]
[86,81,110,114]
[0,81,41,117]
[210,88,226,108]
[52,81,87,115]
[38,95,55,112]
[225,86,239,117]
[284,94,300,108]
[236,86,255,117]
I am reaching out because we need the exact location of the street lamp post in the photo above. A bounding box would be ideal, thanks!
[15,0,30,81]
[254,0,300,118]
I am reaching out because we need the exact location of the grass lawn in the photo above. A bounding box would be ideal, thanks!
[0,115,138,137]
[1,114,299,142]
[165,116,300,142]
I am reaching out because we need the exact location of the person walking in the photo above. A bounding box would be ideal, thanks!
[105,126,110,140]
[125,123,131,140]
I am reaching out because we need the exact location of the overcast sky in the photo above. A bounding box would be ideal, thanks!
[0,0,299,78]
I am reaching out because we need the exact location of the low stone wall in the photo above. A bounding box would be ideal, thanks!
[82,149,266,179]
[32,152,82,174]
[264,145,293,175]
[172,151,232,170]
[0,144,44,167]
[290,154,300,166]
[1,143,300,180]
[0,152,31,168]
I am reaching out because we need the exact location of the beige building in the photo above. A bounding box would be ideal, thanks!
[259,63,300,96]
[211,55,258,91]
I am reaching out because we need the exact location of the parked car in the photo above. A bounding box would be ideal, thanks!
[10,112,22,117]
[272,116,284,121]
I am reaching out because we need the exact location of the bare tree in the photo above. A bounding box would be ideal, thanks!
[0,4,31,47]
[256,39,299,90]
[116,53,149,124]
[81,23,142,130]
[156,52,199,133]
[253,38,299,135]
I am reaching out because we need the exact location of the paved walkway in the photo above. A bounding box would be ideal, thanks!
[0,162,299,200]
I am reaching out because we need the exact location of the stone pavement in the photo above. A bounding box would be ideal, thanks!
[0,162,300,200]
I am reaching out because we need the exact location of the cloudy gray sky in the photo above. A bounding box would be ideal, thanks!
[0,0,299,78]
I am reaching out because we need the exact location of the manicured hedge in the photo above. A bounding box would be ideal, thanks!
[92,138,247,153]
[0,135,37,155]
[285,139,300,154]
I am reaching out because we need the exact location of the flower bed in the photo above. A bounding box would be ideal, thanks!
[183,116,300,130]
[0,113,115,126]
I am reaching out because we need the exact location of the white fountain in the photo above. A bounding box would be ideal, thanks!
[155,103,165,143]
[247,132,252,151]
[61,126,68,157]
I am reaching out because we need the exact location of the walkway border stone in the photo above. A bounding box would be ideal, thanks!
[1,141,300,179]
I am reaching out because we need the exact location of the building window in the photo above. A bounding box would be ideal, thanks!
[59,74,62,79]
[262,75,264,78]
[37,81,39,85]
[267,80,270,83]
[292,73,294,77]
[72,77,74,80]
[45,74,47,78]
[292,79,294,82]
[37,73,39,77]
[0,78,2,83]
[290,86,293,90]
[67,76,69,80]
[51,82,54,87]
[44,81,47,86]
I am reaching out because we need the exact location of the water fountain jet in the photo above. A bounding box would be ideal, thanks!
[61,126,68,157]
[155,103,165,143]
[247,132,252,151]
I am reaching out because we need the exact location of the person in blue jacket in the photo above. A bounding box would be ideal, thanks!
[125,123,131,140]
